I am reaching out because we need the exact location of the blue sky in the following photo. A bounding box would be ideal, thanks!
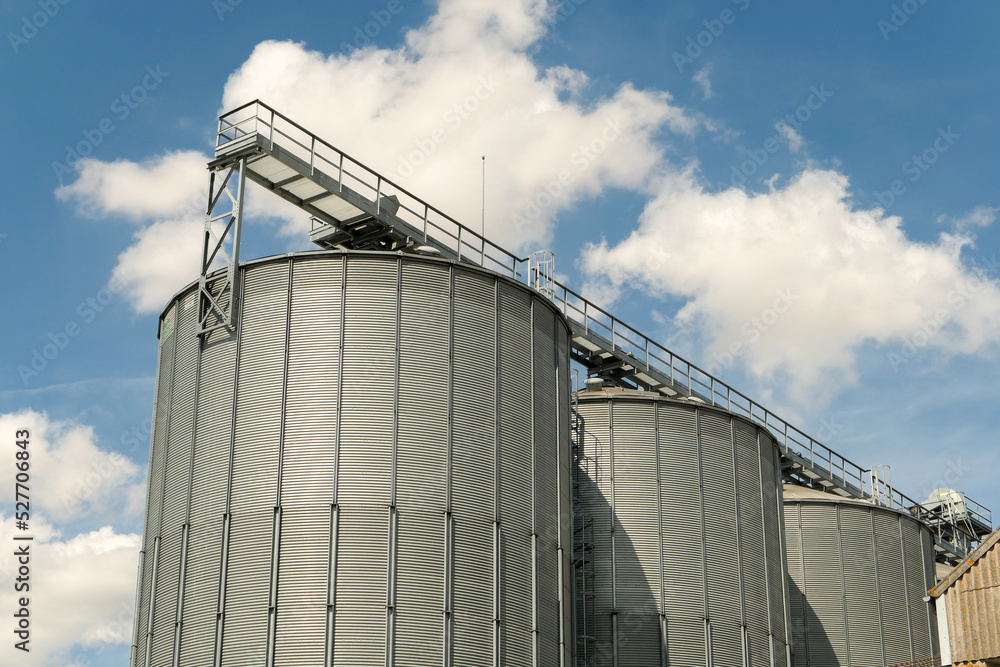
[1,0,999,663]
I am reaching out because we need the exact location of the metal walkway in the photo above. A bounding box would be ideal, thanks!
[211,100,992,563]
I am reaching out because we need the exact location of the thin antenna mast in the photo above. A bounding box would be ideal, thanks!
[481,155,486,263]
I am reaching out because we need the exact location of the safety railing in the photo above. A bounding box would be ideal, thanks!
[215,100,991,552]
[217,100,528,280]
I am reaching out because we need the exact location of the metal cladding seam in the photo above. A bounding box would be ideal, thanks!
[574,390,790,667]
[783,494,939,667]
[131,250,573,667]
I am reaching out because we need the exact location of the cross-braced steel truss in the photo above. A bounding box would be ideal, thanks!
[199,158,246,336]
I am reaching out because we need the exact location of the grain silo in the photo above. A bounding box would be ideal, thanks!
[574,386,790,667]
[783,485,939,667]
[131,250,573,666]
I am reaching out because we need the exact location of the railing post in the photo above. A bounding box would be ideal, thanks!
[268,109,275,150]
[310,136,316,176]
[338,154,344,194]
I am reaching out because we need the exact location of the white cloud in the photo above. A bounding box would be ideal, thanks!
[776,120,804,153]
[0,410,145,524]
[56,151,209,314]
[220,2,698,253]
[693,64,714,100]
[110,216,205,314]
[938,205,998,231]
[59,0,699,315]
[55,151,207,223]
[0,518,140,666]
[581,169,1000,403]
[0,411,143,665]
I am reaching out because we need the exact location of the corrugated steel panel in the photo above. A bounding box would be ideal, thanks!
[137,302,177,666]
[532,302,561,663]
[841,504,884,667]
[903,517,930,660]
[617,611,661,666]
[747,628,771,667]
[710,622,744,667]
[946,538,1000,662]
[178,307,236,667]
[393,260,450,665]
[658,403,705,620]
[220,507,273,666]
[785,504,807,667]
[150,291,198,665]
[875,511,910,666]
[664,616,706,667]
[785,498,938,667]
[177,518,225,667]
[139,252,571,666]
[498,282,534,666]
[760,435,786,648]
[576,396,786,667]
[332,506,388,665]
[281,256,342,504]
[274,505,328,665]
[451,267,497,667]
[220,262,287,666]
[700,410,743,630]
[799,503,848,667]
[736,421,767,638]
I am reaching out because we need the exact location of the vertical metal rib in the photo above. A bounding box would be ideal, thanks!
[325,255,348,666]
[214,264,244,667]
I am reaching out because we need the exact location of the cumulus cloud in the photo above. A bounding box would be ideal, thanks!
[56,152,208,313]
[220,0,698,252]
[775,120,804,153]
[0,518,140,666]
[58,0,699,314]
[581,169,1000,403]
[55,151,207,223]
[693,65,714,100]
[0,411,143,665]
[0,410,145,524]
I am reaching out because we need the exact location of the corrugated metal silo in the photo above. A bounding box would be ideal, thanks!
[132,250,573,666]
[574,387,790,667]
[783,485,939,667]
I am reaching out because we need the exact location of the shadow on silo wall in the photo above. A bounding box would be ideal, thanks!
[576,470,664,667]
[787,577,839,667]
